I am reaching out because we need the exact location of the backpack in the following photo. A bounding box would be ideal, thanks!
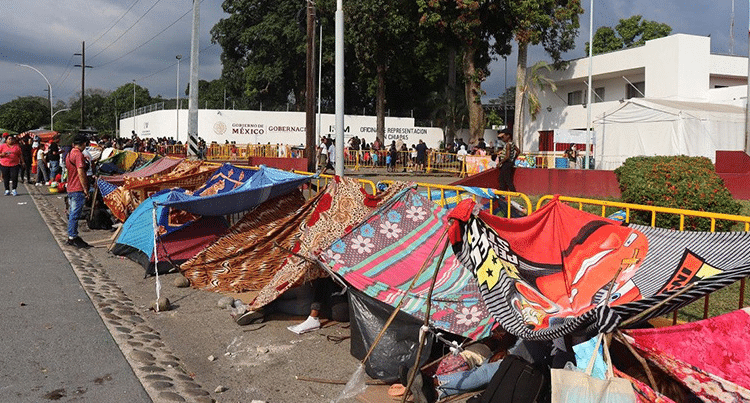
[469,355,546,403]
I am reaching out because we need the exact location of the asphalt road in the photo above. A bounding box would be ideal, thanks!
[0,185,150,403]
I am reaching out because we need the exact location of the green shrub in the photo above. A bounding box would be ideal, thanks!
[614,156,741,231]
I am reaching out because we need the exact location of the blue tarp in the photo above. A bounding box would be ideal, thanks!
[160,164,311,216]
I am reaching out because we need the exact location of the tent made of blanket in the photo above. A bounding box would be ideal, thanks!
[99,156,184,186]
[180,177,410,308]
[160,164,311,217]
[111,188,229,275]
[626,308,750,402]
[422,186,525,217]
[447,197,750,340]
[97,160,218,222]
[320,188,493,339]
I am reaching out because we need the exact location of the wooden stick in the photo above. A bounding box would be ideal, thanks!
[620,282,697,328]
[614,330,657,391]
[402,228,451,403]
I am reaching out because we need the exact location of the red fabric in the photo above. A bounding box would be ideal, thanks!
[65,148,87,192]
[0,143,22,167]
[627,308,750,392]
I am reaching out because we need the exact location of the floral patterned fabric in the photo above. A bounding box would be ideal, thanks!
[320,189,493,340]
[626,308,750,402]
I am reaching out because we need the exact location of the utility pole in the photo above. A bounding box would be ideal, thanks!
[305,0,317,172]
[187,0,200,157]
[74,41,92,129]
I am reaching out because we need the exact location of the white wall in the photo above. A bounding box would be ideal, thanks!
[121,110,444,149]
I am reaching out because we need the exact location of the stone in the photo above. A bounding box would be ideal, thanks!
[214,385,228,393]
[173,276,190,287]
[151,297,171,312]
[217,296,234,309]
[207,355,216,362]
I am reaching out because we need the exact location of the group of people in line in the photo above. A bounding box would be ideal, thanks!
[0,132,63,196]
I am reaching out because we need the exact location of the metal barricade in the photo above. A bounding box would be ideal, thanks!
[293,170,377,197]
[428,151,465,176]
[379,180,533,219]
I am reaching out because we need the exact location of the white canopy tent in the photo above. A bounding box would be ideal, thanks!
[593,98,745,170]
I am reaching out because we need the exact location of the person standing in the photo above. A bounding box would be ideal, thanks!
[35,142,50,186]
[0,135,24,196]
[64,134,91,248]
[416,139,428,173]
[497,128,519,192]
[564,144,578,169]
[318,137,329,174]
[46,135,61,182]
[19,136,34,184]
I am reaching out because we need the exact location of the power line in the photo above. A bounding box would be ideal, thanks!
[88,0,141,49]
[95,6,193,68]
[88,0,166,62]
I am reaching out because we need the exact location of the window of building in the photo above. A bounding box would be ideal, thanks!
[584,87,606,104]
[626,81,645,99]
[567,90,583,105]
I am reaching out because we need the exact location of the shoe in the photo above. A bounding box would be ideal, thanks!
[68,236,91,248]
[287,316,321,334]
[235,309,265,326]
[11,189,17,196]
[35,183,42,187]
[3,190,8,196]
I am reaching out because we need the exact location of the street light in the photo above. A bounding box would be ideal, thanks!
[51,108,70,131]
[17,64,53,130]
[176,55,182,142]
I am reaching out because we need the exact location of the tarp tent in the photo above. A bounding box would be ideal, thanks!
[111,188,229,275]
[447,197,750,340]
[161,164,311,216]
[593,98,745,170]
[180,177,411,310]
[320,188,494,340]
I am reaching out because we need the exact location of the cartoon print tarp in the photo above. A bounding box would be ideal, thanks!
[320,189,493,339]
[447,197,750,340]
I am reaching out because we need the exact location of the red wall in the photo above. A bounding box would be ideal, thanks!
[452,167,622,199]
[715,151,750,199]
[247,156,309,171]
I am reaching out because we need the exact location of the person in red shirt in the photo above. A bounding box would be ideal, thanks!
[0,135,25,196]
[64,134,91,248]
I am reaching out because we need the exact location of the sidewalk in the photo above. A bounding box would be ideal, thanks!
[0,184,150,402]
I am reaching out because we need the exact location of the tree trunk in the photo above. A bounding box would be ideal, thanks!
[464,46,484,145]
[376,63,386,145]
[513,42,528,153]
[446,47,457,146]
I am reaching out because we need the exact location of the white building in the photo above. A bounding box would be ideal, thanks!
[120,109,444,149]
[526,34,748,170]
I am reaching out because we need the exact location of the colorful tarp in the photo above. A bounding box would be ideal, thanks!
[320,189,494,339]
[111,188,228,274]
[447,197,750,340]
[180,190,307,291]
[99,157,184,186]
[246,177,410,310]
[161,164,310,217]
[626,308,750,402]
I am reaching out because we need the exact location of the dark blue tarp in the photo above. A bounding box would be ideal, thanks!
[160,164,311,216]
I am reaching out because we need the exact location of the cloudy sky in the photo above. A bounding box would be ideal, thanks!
[1,0,747,110]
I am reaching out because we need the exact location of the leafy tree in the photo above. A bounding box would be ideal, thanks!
[212,0,307,111]
[587,16,671,55]
[508,0,583,152]
[521,61,557,120]
[586,26,623,54]
[418,0,513,145]
[345,0,417,144]
[0,96,50,132]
